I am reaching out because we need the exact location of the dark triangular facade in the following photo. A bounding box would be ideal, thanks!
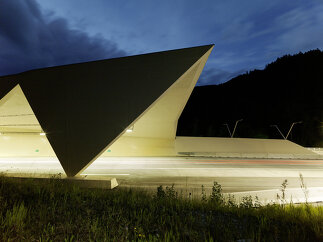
[0,74,19,101]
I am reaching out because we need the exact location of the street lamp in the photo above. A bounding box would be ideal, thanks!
[224,119,243,138]
[285,121,302,139]
[270,125,286,139]
[270,121,302,140]
[231,119,243,138]
[223,123,232,137]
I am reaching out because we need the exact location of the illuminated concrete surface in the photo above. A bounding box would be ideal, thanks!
[175,137,321,159]
[107,46,212,156]
[1,156,323,203]
[307,148,323,156]
[0,45,213,176]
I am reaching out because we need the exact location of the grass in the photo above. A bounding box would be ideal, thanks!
[0,175,322,241]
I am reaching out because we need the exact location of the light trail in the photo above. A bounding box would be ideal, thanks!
[1,156,323,204]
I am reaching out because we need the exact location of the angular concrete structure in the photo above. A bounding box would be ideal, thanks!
[175,137,320,159]
[0,45,214,176]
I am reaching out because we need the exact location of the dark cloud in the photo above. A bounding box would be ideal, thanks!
[0,0,126,76]
[197,68,246,86]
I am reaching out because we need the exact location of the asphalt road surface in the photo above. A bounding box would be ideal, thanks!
[1,156,323,203]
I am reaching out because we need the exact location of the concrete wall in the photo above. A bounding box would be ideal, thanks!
[175,136,321,159]
[0,135,55,157]
[307,148,323,156]
[2,135,320,160]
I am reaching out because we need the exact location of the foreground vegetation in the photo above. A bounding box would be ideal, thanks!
[0,175,322,241]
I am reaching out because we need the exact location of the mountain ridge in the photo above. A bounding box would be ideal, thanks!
[177,49,323,147]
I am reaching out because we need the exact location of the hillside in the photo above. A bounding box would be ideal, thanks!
[177,49,323,147]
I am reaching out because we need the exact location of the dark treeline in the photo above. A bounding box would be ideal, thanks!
[177,49,323,147]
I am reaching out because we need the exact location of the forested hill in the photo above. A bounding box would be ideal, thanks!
[177,49,323,147]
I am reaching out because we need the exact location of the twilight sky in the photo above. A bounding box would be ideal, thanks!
[1,0,322,85]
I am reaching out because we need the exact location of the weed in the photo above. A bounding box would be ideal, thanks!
[254,195,261,208]
[50,173,62,179]
[165,184,177,199]
[4,203,27,231]
[240,195,253,208]
[156,185,165,199]
[210,181,224,205]
[277,179,288,205]
[226,194,237,207]
[0,176,321,241]
[299,173,309,204]
[201,185,207,202]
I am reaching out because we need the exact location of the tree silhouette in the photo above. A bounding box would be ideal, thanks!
[177,49,323,147]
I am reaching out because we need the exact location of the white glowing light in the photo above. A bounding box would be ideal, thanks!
[40,132,46,136]
[126,126,134,133]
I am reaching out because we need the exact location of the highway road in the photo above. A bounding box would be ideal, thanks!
[1,156,323,203]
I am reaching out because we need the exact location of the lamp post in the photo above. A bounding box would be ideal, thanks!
[285,121,302,139]
[231,119,243,138]
[270,125,286,139]
[223,119,243,138]
[223,123,232,137]
[270,121,302,140]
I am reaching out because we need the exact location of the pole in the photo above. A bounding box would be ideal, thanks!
[231,119,243,138]
[270,125,286,139]
[223,123,232,137]
[285,121,302,140]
